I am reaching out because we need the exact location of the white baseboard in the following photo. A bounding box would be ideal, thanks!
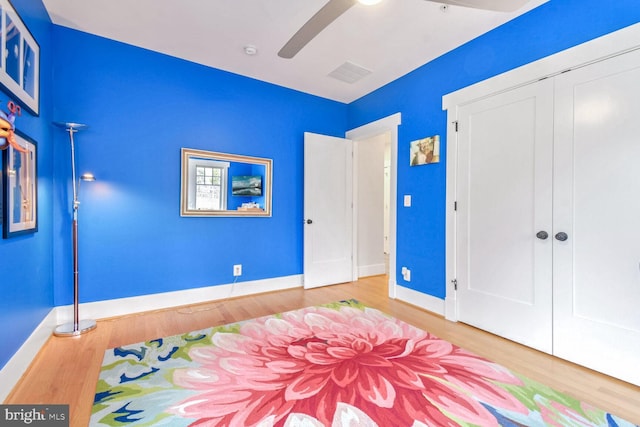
[0,308,58,403]
[56,275,303,323]
[1,275,302,402]
[395,284,445,316]
[388,276,397,299]
[358,263,386,278]
[445,294,458,321]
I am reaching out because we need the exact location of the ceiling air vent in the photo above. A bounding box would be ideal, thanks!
[328,61,372,84]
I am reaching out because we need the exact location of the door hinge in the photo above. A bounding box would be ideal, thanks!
[454,201,457,211]
[452,279,458,290]
[454,121,459,132]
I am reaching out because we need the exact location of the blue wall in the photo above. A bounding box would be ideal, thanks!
[50,27,348,305]
[2,0,640,372]
[0,0,53,369]
[348,0,640,299]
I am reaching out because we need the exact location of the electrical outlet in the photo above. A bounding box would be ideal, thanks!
[403,268,411,282]
[233,264,242,276]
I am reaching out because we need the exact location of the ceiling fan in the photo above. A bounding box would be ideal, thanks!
[278,0,531,59]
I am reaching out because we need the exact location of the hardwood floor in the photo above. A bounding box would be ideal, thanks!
[6,275,640,426]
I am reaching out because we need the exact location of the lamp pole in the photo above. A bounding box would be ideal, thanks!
[53,122,97,337]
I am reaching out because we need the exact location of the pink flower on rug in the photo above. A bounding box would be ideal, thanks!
[538,398,600,427]
[170,305,528,426]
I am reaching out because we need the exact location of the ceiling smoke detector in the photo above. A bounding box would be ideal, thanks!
[244,45,258,56]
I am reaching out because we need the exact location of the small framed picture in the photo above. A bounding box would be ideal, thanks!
[410,135,440,166]
[2,130,37,238]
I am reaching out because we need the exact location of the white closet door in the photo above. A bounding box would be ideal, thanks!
[456,79,555,353]
[553,49,640,386]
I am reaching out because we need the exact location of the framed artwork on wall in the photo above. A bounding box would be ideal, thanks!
[2,130,37,238]
[0,0,40,116]
[410,135,440,166]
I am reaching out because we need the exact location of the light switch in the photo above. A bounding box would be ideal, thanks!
[404,195,411,207]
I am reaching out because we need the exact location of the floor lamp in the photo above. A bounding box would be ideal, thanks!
[53,122,97,337]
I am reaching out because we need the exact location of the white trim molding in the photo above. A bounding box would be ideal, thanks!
[346,113,402,299]
[443,23,640,110]
[56,275,303,323]
[395,285,445,316]
[358,263,387,278]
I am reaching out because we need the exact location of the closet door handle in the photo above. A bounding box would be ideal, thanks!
[555,232,568,242]
[536,231,549,240]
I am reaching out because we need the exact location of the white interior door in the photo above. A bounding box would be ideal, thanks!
[553,49,640,386]
[303,132,353,289]
[456,79,555,353]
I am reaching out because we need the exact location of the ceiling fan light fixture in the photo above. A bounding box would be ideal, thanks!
[357,0,383,5]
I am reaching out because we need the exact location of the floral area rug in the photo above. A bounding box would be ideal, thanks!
[91,300,637,426]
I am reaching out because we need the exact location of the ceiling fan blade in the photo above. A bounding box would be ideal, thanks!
[278,0,357,59]
[434,0,531,12]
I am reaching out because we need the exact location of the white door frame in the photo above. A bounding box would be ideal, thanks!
[443,23,640,321]
[346,113,402,298]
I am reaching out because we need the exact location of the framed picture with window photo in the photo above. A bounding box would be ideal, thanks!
[0,0,40,116]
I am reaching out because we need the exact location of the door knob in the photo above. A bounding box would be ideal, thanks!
[555,232,568,241]
[306,219,313,224]
[536,231,549,240]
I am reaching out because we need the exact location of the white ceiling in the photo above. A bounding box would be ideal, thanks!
[41,0,548,103]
